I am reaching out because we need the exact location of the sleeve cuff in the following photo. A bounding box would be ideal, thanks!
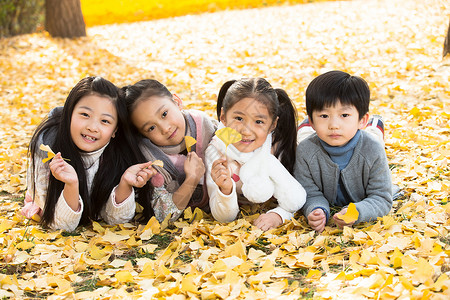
[111,186,135,208]
[268,207,294,223]
[102,186,136,224]
[51,193,83,232]
[216,180,237,201]
[210,181,240,223]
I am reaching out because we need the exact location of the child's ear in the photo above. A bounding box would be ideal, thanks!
[112,127,118,138]
[219,110,227,125]
[270,116,279,132]
[359,113,370,129]
[173,94,183,109]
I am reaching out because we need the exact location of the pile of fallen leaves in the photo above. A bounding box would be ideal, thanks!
[0,0,449,298]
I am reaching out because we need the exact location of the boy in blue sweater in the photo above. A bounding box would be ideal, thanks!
[294,70,393,232]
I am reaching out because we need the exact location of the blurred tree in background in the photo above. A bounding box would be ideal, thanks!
[444,18,450,57]
[0,0,44,37]
[45,0,86,38]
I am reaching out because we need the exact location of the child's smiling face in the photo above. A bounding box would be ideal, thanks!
[310,101,368,147]
[131,95,186,146]
[220,97,277,153]
[70,94,118,152]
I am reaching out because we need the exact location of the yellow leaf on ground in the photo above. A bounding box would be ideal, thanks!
[16,241,35,251]
[92,221,105,234]
[334,271,346,281]
[260,259,274,274]
[115,270,133,283]
[89,245,108,260]
[101,229,130,243]
[412,257,434,284]
[224,268,241,284]
[223,240,246,259]
[139,262,155,278]
[307,269,322,279]
[294,252,315,268]
[0,220,15,233]
[432,273,449,291]
[181,276,198,293]
[141,216,160,235]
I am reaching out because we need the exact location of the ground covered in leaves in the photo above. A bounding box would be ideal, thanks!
[0,0,449,298]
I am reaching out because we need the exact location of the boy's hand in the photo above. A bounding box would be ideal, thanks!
[333,207,356,228]
[184,152,205,182]
[307,208,326,233]
[49,153,78,185]
[253,212,283,231]
[121,161,156,188]
[210,156,232,195]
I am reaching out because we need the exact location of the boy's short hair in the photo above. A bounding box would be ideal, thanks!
[305,70,370,121]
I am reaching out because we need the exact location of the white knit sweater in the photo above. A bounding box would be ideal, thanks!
[24,145,135,232]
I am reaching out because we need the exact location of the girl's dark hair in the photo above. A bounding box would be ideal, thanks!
[29,76,150,228]
[217,78,298,173]
[305,70,370,122]
[122,79,172,113]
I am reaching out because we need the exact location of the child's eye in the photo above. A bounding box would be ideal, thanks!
[102,119,111,125]
[319,114,328,119]
[80,112,89,117]
[234,116,243,121]
[342,114,350,117]
[162,111,168,118]
[147,125,155,132]
[256,120,264,125]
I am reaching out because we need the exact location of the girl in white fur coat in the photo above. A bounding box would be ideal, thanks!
[206,78,306,231]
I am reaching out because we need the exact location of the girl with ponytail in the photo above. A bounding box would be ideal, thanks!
[207,78,306,231]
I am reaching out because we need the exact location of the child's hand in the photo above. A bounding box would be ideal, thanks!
[49,153,78,185]
[333,207,356,228]
[211,156,233,195]
[121,161,156,188]
[184,152,205,182]
[253,212,283,231]
[307,208,327,233]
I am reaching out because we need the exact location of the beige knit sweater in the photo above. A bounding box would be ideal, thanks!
[24,145,135,232]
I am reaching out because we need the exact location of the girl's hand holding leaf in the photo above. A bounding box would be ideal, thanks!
[122,161,157,188]
[184,152,205,183]
[333,203,359,228]
[49,153,78,185]
[211,156,233,195]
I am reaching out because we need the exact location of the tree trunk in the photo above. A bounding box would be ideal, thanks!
[444,19,450,57]
[45,0,86,38]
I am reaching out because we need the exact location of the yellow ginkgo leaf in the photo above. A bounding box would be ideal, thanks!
[39,144,70,163]
[151,160,164,168]
[336,202,359,223]
[40,144,56,163]
[184,136,197,152]
[16,240,35,251]
[115,270,134,283]
[215,127,242,147]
